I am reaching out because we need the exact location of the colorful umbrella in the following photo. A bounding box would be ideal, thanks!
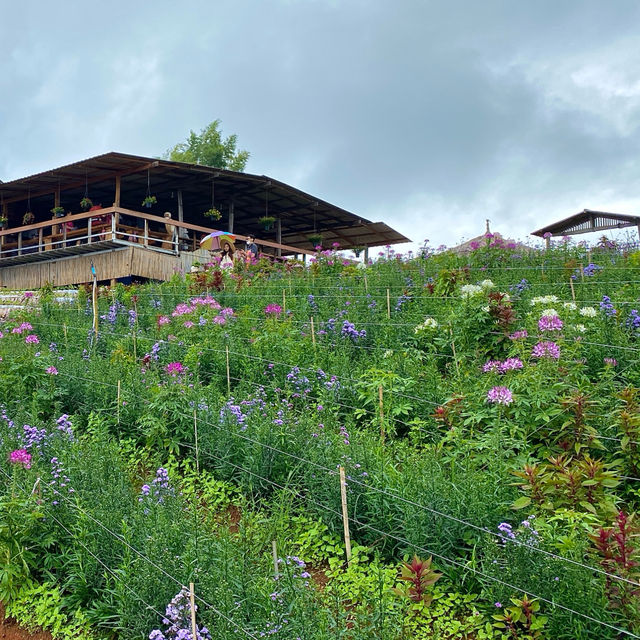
[200,231,235,251]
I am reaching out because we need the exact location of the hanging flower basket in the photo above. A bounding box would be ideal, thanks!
[142,195,157,208]
[203,207,222,221]
[22,212,35,225]
[51,206,66,218]
[352,246,363,257]
[0,215,8,228]
[259,215,276,231]
[308,234,322,248]
[80,197,93,211]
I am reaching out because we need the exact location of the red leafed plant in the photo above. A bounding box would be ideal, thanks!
[392,555,441,606]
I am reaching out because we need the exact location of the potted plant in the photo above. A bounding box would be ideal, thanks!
[351,246,363,257]
[22,212,35,225]
[51,206,66,217]
[80,197,93,211]
[203,207,222,221]
[258,215,276,231]
[308,234,322,248]
[0,215,8,228]
[142,195,157,208]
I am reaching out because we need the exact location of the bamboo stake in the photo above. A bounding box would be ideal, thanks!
[225,345,231,395]
[92,275,98,337]
[364,275,368,293]
[310,316,316,348]
[378,386,385,444]
[194,409,199,474]
[117,380,121,425]
[339,466,352,565]
[569,278,576,303]
[450,327,460,378]
[580,263,584,283]
[386,289,390,319]
[282,289,286,315]
[272,540,279,579]
[189,583,197,640]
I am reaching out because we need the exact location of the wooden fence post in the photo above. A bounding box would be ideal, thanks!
[386,289,391,319]
[339,466,352,565]
[310,317,316,348]
[189,583,197,640]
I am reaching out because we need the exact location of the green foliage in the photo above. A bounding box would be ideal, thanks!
[492,595,548,639]
[165,120,250,171]
[6,581,95,640]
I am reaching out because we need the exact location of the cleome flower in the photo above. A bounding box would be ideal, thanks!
[487,386,513,405]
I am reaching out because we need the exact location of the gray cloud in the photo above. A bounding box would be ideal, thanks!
[2,0,640,250]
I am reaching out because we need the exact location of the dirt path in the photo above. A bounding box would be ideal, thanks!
[0,605,51,640]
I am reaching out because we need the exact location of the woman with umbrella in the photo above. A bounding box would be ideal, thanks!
[220,239,235,268]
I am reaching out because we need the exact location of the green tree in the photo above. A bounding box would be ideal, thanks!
[164,120,250,171]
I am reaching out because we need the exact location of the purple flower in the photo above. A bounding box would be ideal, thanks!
[46,366,58,375]
[165,362,185,376]
[531,341,560,359]
[483,360,502,373]
[25,334,39,344]
[538,315,563,332]
[509,330,528,340]
[500,358,523,372]
[604,357,618,367]
[487,386,513,405]
[264,303,282,316]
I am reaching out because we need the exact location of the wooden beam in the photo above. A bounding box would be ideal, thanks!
[114,175,121,207]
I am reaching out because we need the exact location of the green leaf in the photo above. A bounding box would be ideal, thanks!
[512,496,532,510]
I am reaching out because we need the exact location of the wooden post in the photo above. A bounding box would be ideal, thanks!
[364,275,368,293]
[92,275,98,336]
[17,232,22,256]
[194,409,199,474]
[339,466,352,565]
[386,289,391,319]
[378,386,384,443]
[114,175,121,207]
[177,190,184,224]
[450,327,460,378]
[272,540,279,579]
[587,249,592,265]
[580,263,584,283]
[276,218,282,257]
[117,380,121,424]
[364,246,369,263]
[225,345,231,395]
[143,220,149,246]
[282,289,286,315]
[38,227,43,252]
[310,317,316,347]
[228,199,234,233]
[87,217,93,243]
[111,211,116,241]
[189,583,197,640]
[570,278,576,303]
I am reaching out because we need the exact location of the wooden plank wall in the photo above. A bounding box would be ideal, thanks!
[0,247,204,289]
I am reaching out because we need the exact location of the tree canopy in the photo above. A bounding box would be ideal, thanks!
[164,120,250,171]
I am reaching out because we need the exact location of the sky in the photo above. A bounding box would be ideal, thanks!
[2,0,640,251]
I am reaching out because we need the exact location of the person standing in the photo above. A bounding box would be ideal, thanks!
[220,241,235,268]
[245,234,259,260]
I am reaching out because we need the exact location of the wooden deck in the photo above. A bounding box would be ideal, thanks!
[0,207,315,289]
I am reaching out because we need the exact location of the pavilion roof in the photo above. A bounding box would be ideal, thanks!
[531,209,640,237]
[0,152,409,251]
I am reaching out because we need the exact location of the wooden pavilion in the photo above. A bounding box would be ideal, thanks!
[0,152,409,289]
[532,209,640,248]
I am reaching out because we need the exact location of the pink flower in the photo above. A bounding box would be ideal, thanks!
[500,358,523,372]
[538,315,563,332]
[24,292,34,298]
[165,362,185,376]
[183,321,194,328]
[264,303,283,316]
[487,386,513,405]
[25,334,39,344]
[531,341,560,359]
[213,316,226,325]
[46,366,58,375]
[483,360,502,373]
[9,449,32,469]
[158,316,170,326]
[509,330,528,340]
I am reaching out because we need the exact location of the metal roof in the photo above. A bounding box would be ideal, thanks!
[531,209,640,237]
[0,152,410,251]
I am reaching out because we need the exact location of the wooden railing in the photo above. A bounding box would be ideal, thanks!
[0,207,316,260]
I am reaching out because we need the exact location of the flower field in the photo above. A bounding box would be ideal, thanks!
[1,240,640,639]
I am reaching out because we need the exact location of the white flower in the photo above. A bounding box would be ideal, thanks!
[479,279,495,289]
[530,295,559,306]
[481,305,490,313]
[563,302,577,311]
[460,284,483,298]
[383,350,394,358]
[574,324,587,333]
[580,307,597,317]
[541,308,559,317]
[414,317,438,334]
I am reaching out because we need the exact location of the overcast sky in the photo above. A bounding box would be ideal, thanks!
[2,1,640,250]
